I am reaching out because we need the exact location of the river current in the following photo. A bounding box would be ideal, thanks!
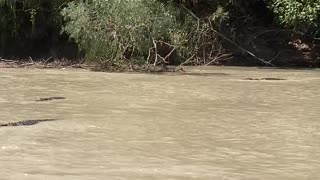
[0,67,319,180]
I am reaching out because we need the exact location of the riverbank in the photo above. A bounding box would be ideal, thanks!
[0,58,186,73]
[1,53,319,73]
[0,58,90,70]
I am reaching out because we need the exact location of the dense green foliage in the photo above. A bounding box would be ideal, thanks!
[271,0,320,34]
[61,0,194,63]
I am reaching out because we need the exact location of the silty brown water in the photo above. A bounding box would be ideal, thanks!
[0,67,319,180]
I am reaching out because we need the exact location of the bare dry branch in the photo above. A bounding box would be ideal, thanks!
[164,47,176,60]
[146,47,153,64]
[205,53,233,66]
[152,39,158,66]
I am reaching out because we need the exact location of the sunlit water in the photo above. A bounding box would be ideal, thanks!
[0,67,319,180]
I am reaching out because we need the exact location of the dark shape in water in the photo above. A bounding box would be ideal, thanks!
[36,97,66,102]
[178,72,229,76]
[244,77,286,80]
[0,119,57,127]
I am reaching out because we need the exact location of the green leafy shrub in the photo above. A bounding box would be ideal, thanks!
[271,0,320,34]
[62,0,204,65]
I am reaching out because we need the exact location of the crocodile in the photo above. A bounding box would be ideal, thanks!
[36,97,66,102]
[0,119,58,127]
[244,77,286,81]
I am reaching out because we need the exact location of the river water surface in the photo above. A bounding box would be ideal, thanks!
[0,67,319,180]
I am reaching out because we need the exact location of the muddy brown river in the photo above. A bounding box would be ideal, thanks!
[0,67,319,180]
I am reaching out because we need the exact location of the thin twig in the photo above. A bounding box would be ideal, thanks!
[29,56,34,64]
[269,52,281,63]
[179,4,200,30]
[210,27,274,66]
[20,63,34,67]
[0,57,18,63]
[157,54,167,64]
[181,6,275,66]
[179,55,195,67]
[164,47,176,60]
[44,56,53,63]
[152,39,158,66]
[156,40,179,48]
[205,53,232,66]
[146,47,153,64]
